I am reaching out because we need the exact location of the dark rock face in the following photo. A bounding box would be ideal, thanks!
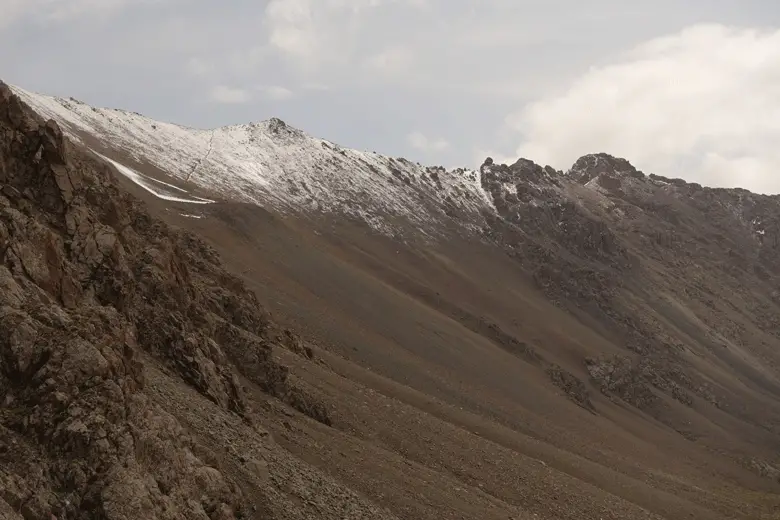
[569,153,642,184]
[264,117,304,141]
[546,365,594,411]
[480,157,628,265]
[586,356,661,411]
[479,156,630,323]
[0,82,326,518]
[476,150,780,436]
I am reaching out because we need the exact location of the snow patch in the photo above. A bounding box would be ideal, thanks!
[92,151,215,204]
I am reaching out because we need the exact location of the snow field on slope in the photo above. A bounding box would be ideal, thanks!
[11,85,491,235]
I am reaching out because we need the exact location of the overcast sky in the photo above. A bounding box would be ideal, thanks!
[3,0,780,192]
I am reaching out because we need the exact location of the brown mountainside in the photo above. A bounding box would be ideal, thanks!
[2,82,780,520]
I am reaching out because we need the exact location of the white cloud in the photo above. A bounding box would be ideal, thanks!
[258,85,294,100]
[262,0,430,71]
[365,46,414,77]
[0,0,167,27]
[210,85,251,104]
[264,0,319,61]
[185,57,212,78]
[302,83,330,91]
[0,0,33,27]
[208,83,297,103]
[407,131,450,152]
[509,24,780,193]
[207,84,293,103]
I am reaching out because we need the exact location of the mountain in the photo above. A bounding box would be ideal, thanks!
[10,87,488,237]
[2,82,780,520]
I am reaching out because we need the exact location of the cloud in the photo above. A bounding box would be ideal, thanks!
[0,0,34,27]
[261,0,431,72]
[185,57,212,78]
[262,0,381,66]
[264,0,319,61]
[301,83,330,92]
[407,131,450,152]
[0,0,166,27]
[509,24,780,194]
[365,46,414,78]
[209,84,294,104]
[258,85,294,100]
[210,85,251,104]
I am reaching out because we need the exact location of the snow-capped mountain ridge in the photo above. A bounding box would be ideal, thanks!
[12,83,779,249]
[10,84,491,236]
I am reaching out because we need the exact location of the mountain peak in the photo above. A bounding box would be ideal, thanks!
[9,83,489,236]
[480,156,563,188]
[568,153,642,184]
[238,117,306,140]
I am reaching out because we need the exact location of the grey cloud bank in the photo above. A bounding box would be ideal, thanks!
[2,0,780,192]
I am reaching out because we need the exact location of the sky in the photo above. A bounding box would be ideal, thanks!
[2,0,780,193]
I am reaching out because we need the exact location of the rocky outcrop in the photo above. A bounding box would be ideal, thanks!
[585,356,661,411]
[474,151,780,434]
[0,81,328,518]
[568,153,643,184]
[546,365,594,411]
